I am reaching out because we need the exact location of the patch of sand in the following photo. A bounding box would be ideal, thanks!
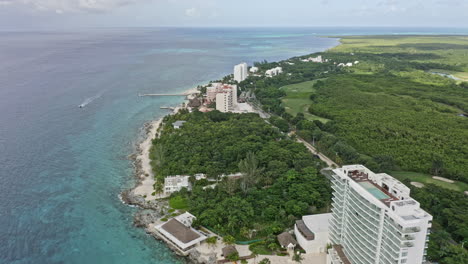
[131,87,200,201]
[432,176,455,183]
[411,182,425,188]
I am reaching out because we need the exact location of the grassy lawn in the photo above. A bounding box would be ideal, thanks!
[169,195,188,209]
[330,36,468,71]
[453,71,468,81]
[281,80,330,123]
[390,171,468,192]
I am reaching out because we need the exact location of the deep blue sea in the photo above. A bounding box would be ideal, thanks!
[0,27,466,264]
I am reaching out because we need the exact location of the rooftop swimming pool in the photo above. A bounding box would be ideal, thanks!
[358,181,390,200]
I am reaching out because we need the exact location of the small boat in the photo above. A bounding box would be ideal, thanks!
[79,104,84,108]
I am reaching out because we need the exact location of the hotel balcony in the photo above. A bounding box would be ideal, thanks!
[402,234,415,241]
[402,241,414,247]
[403,226,421,233]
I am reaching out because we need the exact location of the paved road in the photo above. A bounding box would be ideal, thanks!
[251,102,337,168]
[297,137,338,168]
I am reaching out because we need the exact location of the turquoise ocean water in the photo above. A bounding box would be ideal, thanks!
[0,27,466,264]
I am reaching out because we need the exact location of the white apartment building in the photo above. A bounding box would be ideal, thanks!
[205,83,236,112]
[216,92,232,113]
[234,62,248,82]
[164,175,191,195]
[327,165,432,264]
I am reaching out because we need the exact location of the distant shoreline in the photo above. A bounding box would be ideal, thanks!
[120,38,342,263]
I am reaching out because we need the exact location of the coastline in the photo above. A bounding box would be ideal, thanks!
[120,41,345,263]
[121,86,202,262]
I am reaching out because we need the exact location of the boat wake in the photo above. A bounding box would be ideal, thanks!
[78,91,104,108]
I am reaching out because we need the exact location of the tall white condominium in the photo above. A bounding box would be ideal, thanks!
[234,63,248,82]
[327,165,432,264]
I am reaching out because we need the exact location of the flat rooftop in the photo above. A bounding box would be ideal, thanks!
[348,170,398,206]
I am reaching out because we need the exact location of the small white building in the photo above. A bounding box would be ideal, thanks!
[301,55,323,63]
[294,213,332,254]
[249,66,259,73]
[234,62,248,82]
[345,62,353,67]
[194,173,207,181]
[164,175,191,195]
[265,67,283,77]
[154,212,207,256]
[173,121,186,129]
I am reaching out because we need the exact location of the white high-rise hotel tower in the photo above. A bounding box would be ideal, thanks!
[234,63,248,83]
[327,165,432,264]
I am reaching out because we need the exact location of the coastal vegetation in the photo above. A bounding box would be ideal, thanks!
[146,35,467,263]
[244,35,468,263]
[150,110,330,239]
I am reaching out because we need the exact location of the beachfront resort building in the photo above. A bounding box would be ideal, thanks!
[326,165,432,264]
[154,212,207,255]
[164,175,191,195]
[234,62,248,82]
[265,67,283,77]
[294,213,332,254]
[216,92,233,113]
[205,83,238,113]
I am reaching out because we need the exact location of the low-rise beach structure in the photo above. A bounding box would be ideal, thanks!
[154,212,207,256]
[164,175,191,195]
[265,67,283,77]
[221,245,239,259]
[294,213,331,254]
[277,232,297,251]
[302,55,324,63]
[249,66,259,73]
[172,120,186,129]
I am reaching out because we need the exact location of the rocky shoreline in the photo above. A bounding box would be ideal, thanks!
[120,88,214,264]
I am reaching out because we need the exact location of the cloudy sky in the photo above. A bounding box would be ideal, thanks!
[0,0,467,30]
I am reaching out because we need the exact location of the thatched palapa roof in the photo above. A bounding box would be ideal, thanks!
[296,219,315,240]
[222,245,238,257]
[277,232,297,248]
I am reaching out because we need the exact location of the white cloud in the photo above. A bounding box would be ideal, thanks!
[185,7,200,17]
[0,0,149,13]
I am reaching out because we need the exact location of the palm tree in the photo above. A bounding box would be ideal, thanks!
[238,151,264,194]
[153,144,165,171]
[292,252,303,263]
[223,235,236,245]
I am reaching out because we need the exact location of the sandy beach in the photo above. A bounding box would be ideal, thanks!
[130,86,199,201]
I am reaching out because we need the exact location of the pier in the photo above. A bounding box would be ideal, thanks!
[139,91,199,97]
